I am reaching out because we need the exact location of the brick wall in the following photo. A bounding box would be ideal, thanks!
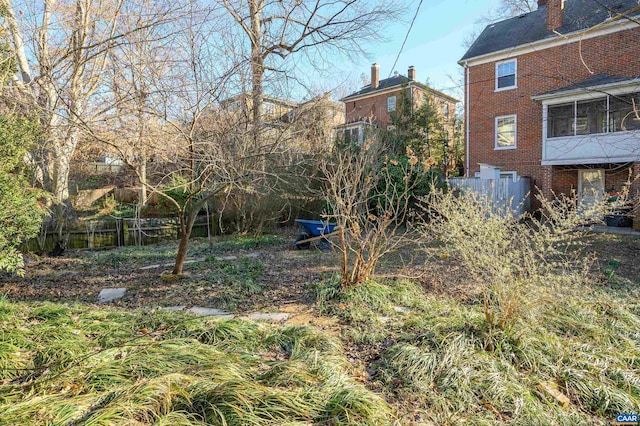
[550,166,634,198]
[465,25,640,195]
[346,86,457,137]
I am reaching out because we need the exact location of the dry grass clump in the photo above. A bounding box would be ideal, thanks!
[368,189,640,424]
[0,297,391,425]
[374,285,640,424]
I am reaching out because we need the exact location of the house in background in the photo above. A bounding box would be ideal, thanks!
[336,64,458,145]
[283,93,344,152]
[460,0,640,226]
[219,92,344,152]
[221,93,298,127]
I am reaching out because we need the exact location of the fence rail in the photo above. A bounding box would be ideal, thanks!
[26,216,212,252]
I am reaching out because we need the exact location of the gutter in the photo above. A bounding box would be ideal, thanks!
[464,61,470,177]
[457,18,638,67]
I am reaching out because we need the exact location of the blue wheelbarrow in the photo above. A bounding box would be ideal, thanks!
[294,219,339,250]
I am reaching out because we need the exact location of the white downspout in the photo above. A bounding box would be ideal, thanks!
[464,61,470,177]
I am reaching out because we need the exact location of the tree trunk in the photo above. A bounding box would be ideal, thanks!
[51,136,77,203]
[138,154,147,208]
[248,0,263,149]
[173,228,190,275]
[172,204,201,275]
[173,210,190,274]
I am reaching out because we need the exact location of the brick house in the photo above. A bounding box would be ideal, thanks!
[221,93,298,125]
[460,0,640,223]
[337,64,458,146]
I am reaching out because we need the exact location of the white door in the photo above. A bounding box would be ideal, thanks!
[578,169,604,215]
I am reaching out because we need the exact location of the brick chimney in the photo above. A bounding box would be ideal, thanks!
[546,0,564,31]
[371,63,380,89]
[408,65,416,81]
[537,0,548,6]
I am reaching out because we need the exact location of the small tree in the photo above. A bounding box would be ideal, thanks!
[0,115,46,274]
[389,86,452,175]
[322,138,435,287]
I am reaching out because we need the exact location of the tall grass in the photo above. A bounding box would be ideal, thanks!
[0,299,391,425]
[310,188,640,424]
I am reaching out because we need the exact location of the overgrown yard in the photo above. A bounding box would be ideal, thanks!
[1,230,639,424]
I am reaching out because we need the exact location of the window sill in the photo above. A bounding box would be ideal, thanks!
[494,146,517,150]
[495,85,517,92]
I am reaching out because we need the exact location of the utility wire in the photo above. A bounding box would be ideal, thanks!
[388,0,424,78]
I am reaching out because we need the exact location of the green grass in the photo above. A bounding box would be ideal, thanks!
[80,234,286,268]
[0,298,391,425]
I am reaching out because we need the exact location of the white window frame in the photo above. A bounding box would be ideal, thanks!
[495,59,517,91]
[387,95,397,112]
[495,114,517,150]
[262,101,275,115]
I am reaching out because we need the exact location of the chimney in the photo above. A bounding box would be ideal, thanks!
[371,63,380,89]
[537,0,548,6]
[546,0,564,31]
[408,66,416,80]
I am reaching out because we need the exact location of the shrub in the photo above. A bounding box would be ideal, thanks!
[419,188,611,337]
[0,115,46,274]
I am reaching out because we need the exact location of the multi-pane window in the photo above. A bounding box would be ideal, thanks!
[387,96,397,112]
[547,92,640,138]
[495,115,516,149]
[496,59,516,90]
[341,127,361,144]
[262,101,275,116]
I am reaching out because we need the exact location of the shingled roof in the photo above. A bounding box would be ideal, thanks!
[460,0,640,61]
[342,75,413,100]
[532,74,640,99]
[341,74,459,103]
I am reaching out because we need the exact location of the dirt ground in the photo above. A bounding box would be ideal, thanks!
[1,229,638,313]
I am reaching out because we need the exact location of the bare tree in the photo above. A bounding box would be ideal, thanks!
[494,0,537,18]
[220,0,401,145]
[322,139,434,287]
[0,0,175,213]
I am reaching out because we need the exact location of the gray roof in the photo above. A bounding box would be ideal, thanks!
[342,75,413,100]
[533,74,640,98]
[342,74,459,102]
[461,0,640,61]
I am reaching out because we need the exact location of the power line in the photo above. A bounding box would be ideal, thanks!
[388,0,424,78]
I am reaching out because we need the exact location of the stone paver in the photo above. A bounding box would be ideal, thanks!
[244,252,260,258]
[188,306,234,318]
[160,305,186,312]
[242,312,290,322]
[98,288,127,303]
[139,264,162,270]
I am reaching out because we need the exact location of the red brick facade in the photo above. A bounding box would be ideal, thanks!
[345,86,425,129]
[464,24,640,204]
[342,65,458,138]
[345,85,457,133]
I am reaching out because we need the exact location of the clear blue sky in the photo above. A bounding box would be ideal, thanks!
[337,0,502,101]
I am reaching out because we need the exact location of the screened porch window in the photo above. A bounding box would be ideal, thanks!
[547,92,640,138]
